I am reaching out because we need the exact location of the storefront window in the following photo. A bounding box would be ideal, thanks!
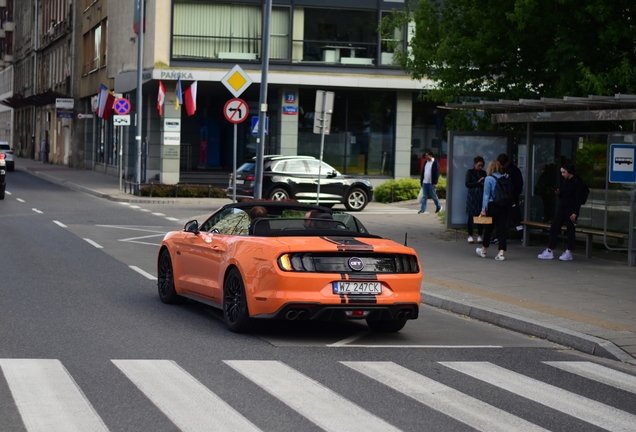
[411,98,447,176]
[297,89,395,176]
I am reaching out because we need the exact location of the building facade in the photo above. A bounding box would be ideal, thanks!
[0,0,14,144]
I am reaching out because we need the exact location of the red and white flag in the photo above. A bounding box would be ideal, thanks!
[96,84,115,120]
[157,81,166,116]
[184,81,197,116]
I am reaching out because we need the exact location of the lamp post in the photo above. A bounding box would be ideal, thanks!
[254,0,272,199]
[135,0,145,194]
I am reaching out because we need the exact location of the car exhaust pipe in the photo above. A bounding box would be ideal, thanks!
[285,310,299,320]
[396,311,405,320]
[403,311,412,320]
[297,310,309,321]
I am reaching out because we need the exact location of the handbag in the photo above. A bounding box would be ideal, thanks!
[417,187,424,203]
[473,216,493,224]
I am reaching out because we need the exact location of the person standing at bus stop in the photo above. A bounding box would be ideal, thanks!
[465,156,486,243]
[418,150,442,215]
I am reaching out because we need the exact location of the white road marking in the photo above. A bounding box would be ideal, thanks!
[328,331,371,346]
[53,220,67,228]
[129,266,157,280]
[165,217,179,221]
[5,190,11,195]
[119,202,131,205]
[112,360,261,432]
[440,361,636,432]
[139,208,151,212]
[152,212,165,216]
[343,361,548,432]
[129,205,140,209]
[544,361,636,394]
[95,225,165,233]
[83,238,103,249]
[225,360,401,432]
[17,198,25,202]
[0,359,109,432]
[330,344,503,349]
[32,208,43,214]
[118,233,165,247]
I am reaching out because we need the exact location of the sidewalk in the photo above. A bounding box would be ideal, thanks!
[14,157,636,364]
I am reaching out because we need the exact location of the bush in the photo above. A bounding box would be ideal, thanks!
[374,176,446,203]
[140,183,228,198]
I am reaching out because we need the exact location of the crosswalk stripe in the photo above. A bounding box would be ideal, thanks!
[112,360,260,432]
[225,360,401,432]
[342,361,548,432]
[543,361,636,394]
[0,359,108,432]
[440,361,636,432]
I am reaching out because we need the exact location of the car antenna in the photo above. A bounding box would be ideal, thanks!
[404,232,407,247]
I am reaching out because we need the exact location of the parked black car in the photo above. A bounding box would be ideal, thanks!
[227,155,373,211]
[0,153,6,200]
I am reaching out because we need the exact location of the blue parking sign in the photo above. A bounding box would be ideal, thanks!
[251,116,268,135]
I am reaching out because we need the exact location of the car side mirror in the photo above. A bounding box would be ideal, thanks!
[327,170,337,178]
[184,220,199,234]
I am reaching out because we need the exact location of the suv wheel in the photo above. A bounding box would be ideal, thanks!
[269,187,290,201]
[344,188,368,211]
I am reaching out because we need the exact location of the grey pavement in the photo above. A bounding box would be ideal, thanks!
[11,156,636,364]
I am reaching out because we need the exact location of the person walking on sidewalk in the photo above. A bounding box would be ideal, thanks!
[538,162,587,261]
[475,160,509,261]
[465,156,486,244]
[418,150,442,215]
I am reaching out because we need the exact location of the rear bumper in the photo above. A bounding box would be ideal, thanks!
[255,302,420,321]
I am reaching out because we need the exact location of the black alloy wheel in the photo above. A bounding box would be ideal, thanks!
[366,317,407,332]
[157,249,186,304]
[223,268,252,332]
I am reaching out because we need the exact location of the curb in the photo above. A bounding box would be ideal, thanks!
[421,291,636,365]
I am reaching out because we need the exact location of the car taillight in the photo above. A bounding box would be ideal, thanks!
[0,153,4,160]
[246,175,255,181]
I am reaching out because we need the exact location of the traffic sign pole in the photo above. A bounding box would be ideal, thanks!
[255,0,273,199]
[233,123,237,203]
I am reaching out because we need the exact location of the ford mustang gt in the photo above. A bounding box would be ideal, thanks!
[157,202,421,332]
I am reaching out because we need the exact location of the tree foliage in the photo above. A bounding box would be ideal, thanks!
[382,0,636,102]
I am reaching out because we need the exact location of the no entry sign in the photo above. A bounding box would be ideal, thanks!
[224,98,249,124]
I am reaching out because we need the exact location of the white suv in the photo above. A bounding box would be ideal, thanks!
[0,142,14,172]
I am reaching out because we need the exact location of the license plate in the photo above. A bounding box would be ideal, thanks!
[333,281,381,295]
[236,179,244,184]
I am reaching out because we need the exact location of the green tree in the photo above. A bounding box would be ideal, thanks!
[383,0,636,103]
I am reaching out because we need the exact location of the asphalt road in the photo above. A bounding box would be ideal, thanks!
[1,171,636,432]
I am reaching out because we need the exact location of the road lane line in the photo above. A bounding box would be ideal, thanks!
[165,217,179,221]
[152,212,165,216]
[0,359,109,432]
[129,205,140,209]
[112,360,261,432]
[17,198,25,202]
[328,330,371,346]
[225,360,401,432]
[119,202,131,205]
[5,190,10,195]
[544,361,636,394]
[32,208,43,214]
[83,238,103,249]
[129,266,157,280]
[440,361,636,431]
[53,220,67,228]
[342,361,547,432]
[139,208,151,212]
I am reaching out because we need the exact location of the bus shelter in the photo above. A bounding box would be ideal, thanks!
[443,94,636,266]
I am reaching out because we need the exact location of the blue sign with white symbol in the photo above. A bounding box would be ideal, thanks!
[285,92,296,103]
[251,116,268,136]
[609,144,636,183]
[282,106,298,115]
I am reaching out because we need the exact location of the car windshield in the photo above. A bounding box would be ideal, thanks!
[0,144,10,150]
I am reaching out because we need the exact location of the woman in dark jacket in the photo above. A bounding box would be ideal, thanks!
[538,162,588,261]
[465,156,486,243]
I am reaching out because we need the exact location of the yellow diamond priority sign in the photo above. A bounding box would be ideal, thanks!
[221,65,253,98]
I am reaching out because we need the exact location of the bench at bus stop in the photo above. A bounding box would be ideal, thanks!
[521,221,629,259]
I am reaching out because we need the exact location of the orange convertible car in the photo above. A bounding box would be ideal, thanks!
[157,202,422,332]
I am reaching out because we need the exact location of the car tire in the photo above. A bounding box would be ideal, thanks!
[269,187,290,201]
[8,164,14,172]
[344,187,368,211]
[366,318,407,332]
[157,249,186,304]
[223,267,252,333]
[0,185,4,200]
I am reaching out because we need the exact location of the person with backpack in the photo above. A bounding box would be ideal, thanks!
[538,162,589,261]
[475,160,512,261]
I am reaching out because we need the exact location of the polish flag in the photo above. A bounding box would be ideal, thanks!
[184,81,197,116]
[157,81,166,116]
[96,84,115,120]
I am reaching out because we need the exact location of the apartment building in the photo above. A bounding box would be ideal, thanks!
[0,0,14,144]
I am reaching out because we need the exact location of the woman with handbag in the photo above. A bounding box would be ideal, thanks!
[475,160,509,261]
[465,156,486,243]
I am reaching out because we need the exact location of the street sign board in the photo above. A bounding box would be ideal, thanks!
[251,116,268,135]
[609,144,636,183]
[313,91,334,135]
[56,98,74,109]
[113,98,131,115]
[221,65,252,98]
[224,98,249,124]
[164,132,180,145]
[114,115,131,126]
[163,118,181,132]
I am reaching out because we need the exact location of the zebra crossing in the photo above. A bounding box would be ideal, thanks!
[1,358,635,432]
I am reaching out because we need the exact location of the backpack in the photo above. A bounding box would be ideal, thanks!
[492,174,514,206]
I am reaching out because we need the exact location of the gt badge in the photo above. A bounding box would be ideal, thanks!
[348,257,364,271]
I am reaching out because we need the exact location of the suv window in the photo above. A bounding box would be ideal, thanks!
[306,160,337,175]
[237,162,255,173]
[0,144,10,150]
[274,160,307,174]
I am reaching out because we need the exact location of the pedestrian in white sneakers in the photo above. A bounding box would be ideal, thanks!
[538,162,589,261]
[475,160,511,261]
[465,156,486,244]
